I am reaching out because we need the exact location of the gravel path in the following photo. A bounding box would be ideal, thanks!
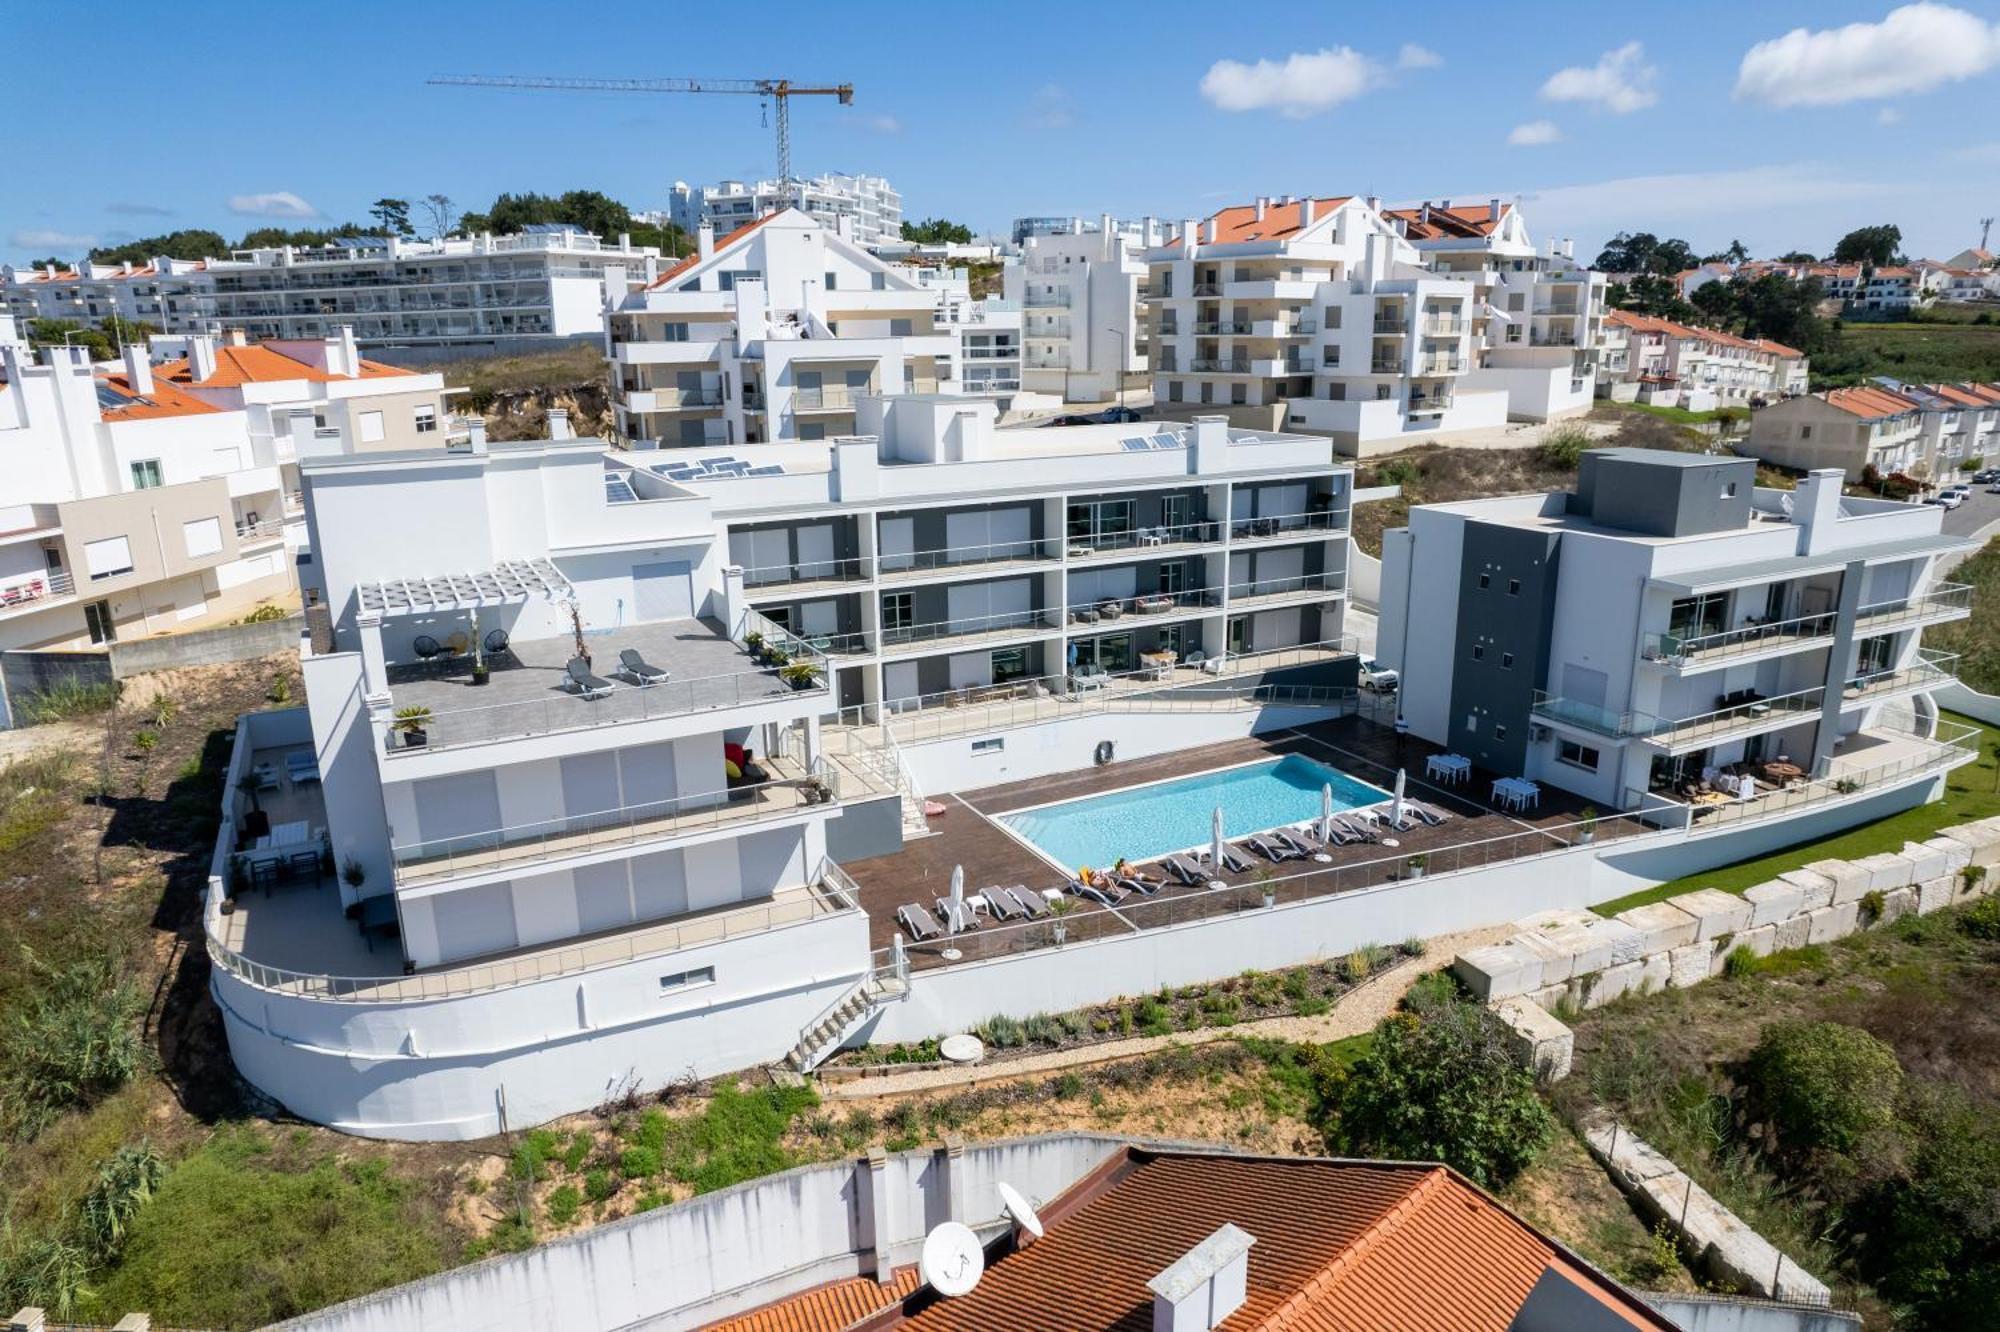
[0,720,95,769]
[822,922,1515,1101]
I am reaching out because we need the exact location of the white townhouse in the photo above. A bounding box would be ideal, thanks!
[1003,216,1159,403]
[1146,194,1604,457]
[671,174,902,250]
[0,321,446,651]
[1,256,218,334]
[1380,448,1972,816]
[604,209,970,449]
[1600,311,1807,409]
[1746,386,1933,482]
[205,402,1357,1138]
[1901,381,2000,468]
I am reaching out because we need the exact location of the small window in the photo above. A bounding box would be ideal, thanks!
[129,459,163,490]
[183,516,222,558]
[824,271,837,290]
[414,405,438,433]
[358,410,385,444]
[1494,725,1507,741]
[84,535,134,580]
[1501,652,1514,670]
[971,737,1004,754]
[890,318,914,337]
[1799,425,1813,440]
[1507,578,1521,596]
[1723,481,1737,498]
[659,966,715,994]
[1470,644,1485,661]
[1464,713,1478,733]
[1477,573,1491,589]
[1557,739,1601,771]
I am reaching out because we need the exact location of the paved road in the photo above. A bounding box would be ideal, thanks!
[1940,483,2000,539]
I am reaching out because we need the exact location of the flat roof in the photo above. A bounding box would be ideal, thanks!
[1584,446,1747,469]
[1648,532,1971,595]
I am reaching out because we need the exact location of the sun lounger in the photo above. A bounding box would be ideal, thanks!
[565,656,616,699]
[1276,828,1320,857]
[1335,814,1381,843]
[1247,834,1303,864]
[896,903,941,942]
[934,897,978,930]
[618,648,669,687]
[1113,873,1160,896]
[1164,856,1206,887]
[1408,799,1452,825]
[1206,844,1253,874]
[1007,886,1051,919]
[1069,878,1127,907]
[985,888,1026,922]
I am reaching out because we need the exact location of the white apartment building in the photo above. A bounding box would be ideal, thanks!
[1381,448,1972,815]
[1147,195,1604,456]
[0,321,447,652]
[904,265,1024,395]
[671,174,902,249]
[1747,381,2000,482]
[1004,215,1157,403]
[604,209,967,448]
[1600,311,1808,409]
[2,256,217,334]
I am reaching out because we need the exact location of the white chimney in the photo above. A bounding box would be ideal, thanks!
[1181,217,1200,259]
[1365,195,1381,213]
[548,407,573,441]
[122,342,154,396]
[1490,197,1502,221]
[618,231,631,250]
[1202,217,1219,244]
[1418,202,1430,226]
[1301,198,1316,227]
[467,418,487,454]
[1149,1224,1256,1332]
[225,328,249,347]
[698,223,715,261]
[188,332,217,384]
[1253,196,1268,222]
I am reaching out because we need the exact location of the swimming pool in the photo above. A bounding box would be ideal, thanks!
[995,754,1392,873]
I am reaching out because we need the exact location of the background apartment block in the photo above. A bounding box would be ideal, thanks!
[1146,195,1605,456]
[604,209,962,448]
[905,265,1022,394]
[0,319,446,650]
[1600,310,1807,410]
[1747,382,2000,482]
[1003,215,1157,403]
[2,256,217,333]
[671,174,902,249]
[1381,448,1968,812]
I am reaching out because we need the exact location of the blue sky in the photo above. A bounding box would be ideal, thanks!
[6,1,1999,267]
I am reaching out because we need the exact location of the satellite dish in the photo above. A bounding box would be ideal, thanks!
[919,1221,984,1297]
[998,1181,1044,1239]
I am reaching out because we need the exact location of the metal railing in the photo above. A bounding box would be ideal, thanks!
[1414,356,1464,375]
[879,535,1060,578]
[741,555,870,589]
[1193,320,1252,335]
[1370,358,1403,373]
[1190,357,1250,373]
[1649,685,1826,748]
[1228,509,1348,540]
[1420,319,1463,336]
[792,387,862,411]
[1067,517,1222,554]
[1530,691,1656,739]
[878,606,1065,650]
[1025,289,1072,307]
[0,570,76,607]
[1854,582,1973,632]
[207,859,860,1003]
[1840,649,1957,704]
[1372,316,1406,334]
[1227,571,1345,603]
[235,516,287,541]
[1407,394,1455,413]
[1641,610,1838,666]
[1191,283,1222,298]
[1068,587,1224,622]
[391,760,839,886]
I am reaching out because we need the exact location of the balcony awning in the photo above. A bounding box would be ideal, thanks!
[1645,534,1969,597]
[1481,303,1515,324]
[358,557,573,615]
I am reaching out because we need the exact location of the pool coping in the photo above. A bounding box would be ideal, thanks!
[983,753,1395,875]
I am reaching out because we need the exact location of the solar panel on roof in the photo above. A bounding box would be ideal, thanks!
[604,475,638,503]
[1150,432,1183,448]
[1120,438,1150,452]
[700,456,734,467]
[747,464,784,476]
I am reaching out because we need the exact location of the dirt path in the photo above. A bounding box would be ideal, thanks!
[0,718,96,768]
[822,922,1512,1100]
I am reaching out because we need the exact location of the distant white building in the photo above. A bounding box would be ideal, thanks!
[905,266,1021,395]
[604,209,965,447]
[671,174,902,249]
[2,257,217,334]
[1004,215,1158,403]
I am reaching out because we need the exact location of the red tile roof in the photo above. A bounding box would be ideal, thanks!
[1603,309,1802,359]
[94,372,225,421]
[1155,197,1353,250]
[156,343,410,388]
[1927,383,1992,408]
[843,1149,1668,1332]
[649,211,786,289]
[1824,385,1920,419]
[1381,202,1507,241]
[705,1267,922,1332]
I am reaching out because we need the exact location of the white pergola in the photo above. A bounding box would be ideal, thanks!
[357,558,573,615]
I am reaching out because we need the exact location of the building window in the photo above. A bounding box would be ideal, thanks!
[1799,425,1812,440]
[1231,384,1247,405]
[890,318,913,337]
[1470,644,1485,661]
[1557,739,1601,771]
[1723,481,1737,498]
[1323,305,1341,329]
[971,737,1004,754]
[659,966,714,994]
[84,535,134,581]
[1477,573,1491,589]
[1494,725,1507,741]
[414,405,438,433]
[882,591,913,633]
[991,647,1029,682]
[660,321,690,343]
[824,271,837,290]
[358,410,385,444]
[84,599,116,645]
[1507,578,1521,596]
[1168,381,1183,403]
[1501,652,1514,669]
[182,516,222,558]
[129,460,163,490]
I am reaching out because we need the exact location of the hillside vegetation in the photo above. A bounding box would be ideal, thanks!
[1813,317,2000,389]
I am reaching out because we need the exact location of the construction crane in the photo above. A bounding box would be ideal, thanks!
[427,76,854,185]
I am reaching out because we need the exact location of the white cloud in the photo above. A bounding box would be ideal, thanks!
[10,228,96,251]
[1877,106,1903,125]
[1735,3,2000,106]
[1507,120,1564,146]
[1200,46,1387,118]
[106,201,174,218]
[1515,162,1894,237]
[859,112,903,135]
[1025,84,1075,130]
[227,191,318,219]
[1396,43,1443,70]
[1539,41,1658,114]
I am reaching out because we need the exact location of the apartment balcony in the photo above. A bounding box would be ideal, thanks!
[1644,685,1826,755]
[1419,319,1464,337]
[877,607,1065,656]
[1067,586,1224,625]
[960,347,1020,360]
[965,377,1022,393]
[1413,356,1465,376]
[1024,289,1073,308]
[1227,509,1349,543]
[235,516,288,547]
[390,754,843,890]
[1192,320,1252,336]
[379,614,825,758]
[1406,393,1455,415]
[1840,649,1957,708]
[1224,278,1320,301]
[1530,333,1579,348]
[1369,357,1404,374]
[1535,302,1582,317]
[879,536,1062,583]
[623,388,725,414]
[1227,570,1345,609]
[1532,692,1654,739]
[792,387,864,413]
[1641,610,1837,672]
[1189,357,1251,374]
[1275,319,1318,337]
[1854,583,1973,634]
[1065,518,1222,561]
[0,569,74,617]
[741,555,871,596]
[1191,283,1223,298]
[1025,355,1071,370]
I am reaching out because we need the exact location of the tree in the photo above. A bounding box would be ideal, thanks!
[369,197,413,236]
[235,223,367,249]
[1777,250,1817,263]
[628,220,692,258]
[900,217,975,245]
[1833,224,1903,268]
[1616,273,1697,322]
[86,229,228,266]
[26,318,112,361]
[1736,273,1831,355]
[1747,1020,1903,1158]
[1689,279,1741,325]
[1327,987,1553,1189]
[457,190,634,239]
[417,193,458,240]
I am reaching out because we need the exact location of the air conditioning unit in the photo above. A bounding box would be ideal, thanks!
[1527,723,1552,743]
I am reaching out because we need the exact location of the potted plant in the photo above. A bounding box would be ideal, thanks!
[1048,895,1075,944]
[1404,853,1429,881]
[394,705,433,747]
[468,620,490,686]
[1577,806,1598,845]
[1257,864,1279,910]
[780,660,821,691]
[566,599,591,669]
[744,629,766,657]
[764,646,791,669]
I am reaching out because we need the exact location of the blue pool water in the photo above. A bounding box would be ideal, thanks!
[996,754,1392,872]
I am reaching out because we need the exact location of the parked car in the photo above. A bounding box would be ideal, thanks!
[1928,491,1966,510]
[1988,483,2000,495]
[1046,406,1144,427]
[1358,657,1399,692]
[1971,468,1999,484]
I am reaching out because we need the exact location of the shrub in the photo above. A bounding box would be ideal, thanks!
[1330,989,1553,1189]
[78,1142,166,1257]
[1960,894,2000,940]
[619,1145,663,1179]
[1021,1012,1064,1046]
[1722,944,1760,979]
[237,602,290,624]
[1746,1020,1903,1157]
[1859,888,1887,926]
[583,1168,616,1203]
[559,1130,593,1173]
[1399,937,1428,958]
[1339,949,1374,984]
[2,953,146,1132]
[133,728,158,753]
[267,674,293,704]
[976,1014,1026,1048]
[149,694,179,728]
[544,1184,581,1226]
[1537,422,1594,468]
[1373,457,1423,489]
[15,675,119,725]
[1053,1071,1084,1099]
[0,1233,92,1320]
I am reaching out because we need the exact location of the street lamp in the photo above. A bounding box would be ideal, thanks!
[1107,325,1129,415]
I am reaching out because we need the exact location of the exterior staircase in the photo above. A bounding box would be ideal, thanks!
[829,722,932,838]
[784,955,910,1074]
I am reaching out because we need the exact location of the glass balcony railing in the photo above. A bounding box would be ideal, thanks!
[1840,650,1956,704]
[1641,611,1838,666]
[1854,583,1973,632]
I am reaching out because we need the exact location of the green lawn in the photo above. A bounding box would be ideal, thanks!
[1814,319,2000,388]
[1926,537,2000,695]
[1592,711,1999,916]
